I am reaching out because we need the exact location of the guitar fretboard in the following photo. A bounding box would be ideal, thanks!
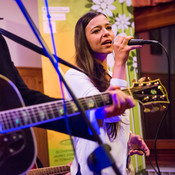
[0,92,112,133]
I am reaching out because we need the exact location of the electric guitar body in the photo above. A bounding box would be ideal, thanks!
[0,75,36,175]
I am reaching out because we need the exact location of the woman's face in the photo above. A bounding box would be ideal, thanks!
[85,14,115,59]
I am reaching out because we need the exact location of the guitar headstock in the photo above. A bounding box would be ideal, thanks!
[130,79,170,106]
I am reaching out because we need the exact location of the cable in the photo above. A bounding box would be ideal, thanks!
[153,42,171,175]
[127,149,159,175]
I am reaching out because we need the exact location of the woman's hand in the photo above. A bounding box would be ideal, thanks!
[128,132,150,156]
[112,35,142,80]
[101,86,136,119]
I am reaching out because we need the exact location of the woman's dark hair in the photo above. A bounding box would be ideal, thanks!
[74,11,119,139]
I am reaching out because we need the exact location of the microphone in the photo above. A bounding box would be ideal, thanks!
[128,39,159,45]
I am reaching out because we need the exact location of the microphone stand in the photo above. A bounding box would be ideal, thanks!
[14,0,121,174]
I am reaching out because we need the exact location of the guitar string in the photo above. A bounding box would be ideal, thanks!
[0,86,167,130]
[0,94,166,130]
[0,93,111,129]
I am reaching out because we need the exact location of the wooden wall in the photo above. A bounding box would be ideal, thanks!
[134,1,175,168]
[134,1,175,33]
[141,73,175,167]
[17,67,49,167]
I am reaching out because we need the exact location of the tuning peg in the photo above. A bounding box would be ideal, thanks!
[143,96,149,101]
[144,107,151,113]
[152,95,157,101]
[132,79,136,83]
[138,77,146,82]
[150,104,160,112]
[159,105,167,111]
[143,104,160,113]
[148,77,152,81]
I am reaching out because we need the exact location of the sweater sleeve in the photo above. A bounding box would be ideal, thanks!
[104,78,128,123]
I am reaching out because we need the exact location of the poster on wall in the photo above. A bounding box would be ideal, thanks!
[37,0,145,173]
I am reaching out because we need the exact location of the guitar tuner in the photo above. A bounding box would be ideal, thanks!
[147,77,152,81]
[158,85,163,90]
[144,107,151,113]
[160,95,165,99]
[151,105,160,112]
[143,96,149,101]
[160,105,167,111]
[152,95,157,100]
[139,83,144,87]
[154,82,160,86]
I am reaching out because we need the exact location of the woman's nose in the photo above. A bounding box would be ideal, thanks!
[102,28,110,36]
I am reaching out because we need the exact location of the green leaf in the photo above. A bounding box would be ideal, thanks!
[130,67,134,71]
[128,56,133,60]
[85,3,92,8]
[127,6,133,15]
[127,61,133,66]
[131,51,135,57]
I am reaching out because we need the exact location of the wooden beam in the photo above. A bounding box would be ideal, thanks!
[134,1,175,33]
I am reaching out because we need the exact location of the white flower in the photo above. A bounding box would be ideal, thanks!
[92,0,116,17]
[131,21,135,28]
[112,24,118,36]
[115,14,130,32]
[119,0,132,6]
[116,32,127,37]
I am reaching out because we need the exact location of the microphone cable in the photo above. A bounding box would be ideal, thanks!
[137,40,171,175]
[152,41,171,175]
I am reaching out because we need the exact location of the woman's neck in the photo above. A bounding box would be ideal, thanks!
[95,54,108,70]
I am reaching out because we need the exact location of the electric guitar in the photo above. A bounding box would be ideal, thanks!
[26,165,70,175]
[0,74,169,175]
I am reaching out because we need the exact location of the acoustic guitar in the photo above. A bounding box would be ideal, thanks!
[0,74,169,175]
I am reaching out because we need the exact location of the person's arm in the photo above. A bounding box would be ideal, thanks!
[11,61,59,106]
[95,86,135,120]
[128,132,150,157]
[112,35,142,80]
[64,69,135,125]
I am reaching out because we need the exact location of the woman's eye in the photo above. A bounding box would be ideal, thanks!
[92,29,100,33]
[106,26,112,30]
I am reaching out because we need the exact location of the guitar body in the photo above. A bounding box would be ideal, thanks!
[0,75,36,175]
[0,75,169,174]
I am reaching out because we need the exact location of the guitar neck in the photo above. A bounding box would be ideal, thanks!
[0,92,113,133]
[27,165,70,175]
[0,78,169,134]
